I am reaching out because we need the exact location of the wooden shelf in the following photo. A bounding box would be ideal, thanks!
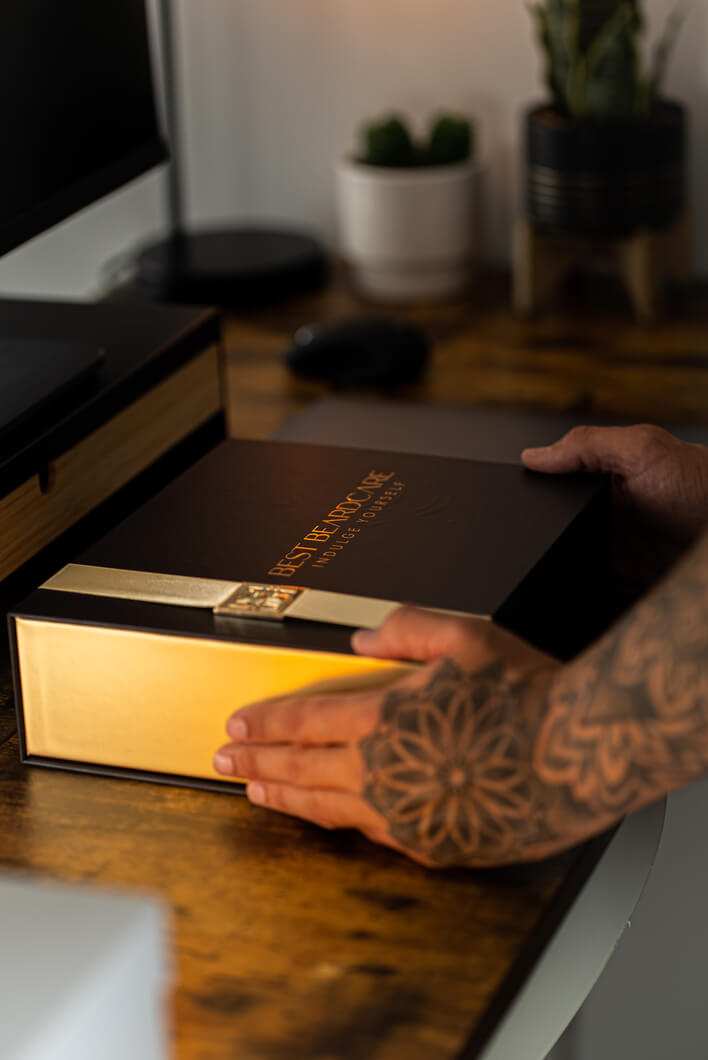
[0,298,225,586]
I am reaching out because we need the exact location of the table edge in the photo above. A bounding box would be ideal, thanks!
[468,798,666,1060]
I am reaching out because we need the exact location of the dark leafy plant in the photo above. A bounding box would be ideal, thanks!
[428,116,474,165]
[360,113,474,167]
[528,0,685,120]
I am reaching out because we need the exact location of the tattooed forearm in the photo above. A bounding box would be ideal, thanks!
[359,530,708,867]
[536,528,708,821]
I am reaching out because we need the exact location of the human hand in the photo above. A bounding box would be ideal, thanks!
[213,607,575,868]
[522,425,708,595]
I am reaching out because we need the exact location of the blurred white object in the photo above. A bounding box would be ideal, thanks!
[0,874,168,1060]
[336,157,483,301]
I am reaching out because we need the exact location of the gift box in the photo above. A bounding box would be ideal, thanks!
[9,438,608,792]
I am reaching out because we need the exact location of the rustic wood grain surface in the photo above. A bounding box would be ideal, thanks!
[3,269,700,1058]
[223,269,708,441]
[0,663,13,748]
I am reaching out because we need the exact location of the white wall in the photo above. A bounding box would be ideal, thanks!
[176,0,708,268]
[0,0,706,300]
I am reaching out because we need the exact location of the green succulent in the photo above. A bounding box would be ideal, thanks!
[528,0,685,120]
[427,115,474,165]
[362,115,416,168]
[360,113,474,167]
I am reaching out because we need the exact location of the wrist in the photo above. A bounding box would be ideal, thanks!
[522,663,627,858]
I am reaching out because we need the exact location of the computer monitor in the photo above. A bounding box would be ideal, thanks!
[0,0,167,434]
[0,0,166,255]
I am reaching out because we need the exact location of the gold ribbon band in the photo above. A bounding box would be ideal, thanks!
[41,563,488,630]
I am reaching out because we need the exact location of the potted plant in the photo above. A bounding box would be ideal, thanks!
[336,112,481,301]
[525,0,686,236]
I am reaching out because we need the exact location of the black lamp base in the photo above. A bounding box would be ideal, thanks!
[135,227,328,307]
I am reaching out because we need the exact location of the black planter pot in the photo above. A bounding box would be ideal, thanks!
[525,101,686,237]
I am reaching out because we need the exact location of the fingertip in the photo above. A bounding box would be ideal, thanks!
[521,444,552,465]
[213,750,234,775]
[351,628,378,655]
[226,715,249,740]
[247,781,267,806]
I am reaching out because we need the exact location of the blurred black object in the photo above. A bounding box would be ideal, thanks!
[0,339,104,442]
[285,316,430,386]
[136,229,327,307]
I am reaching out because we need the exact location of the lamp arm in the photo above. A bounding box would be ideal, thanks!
[158,0,185,237]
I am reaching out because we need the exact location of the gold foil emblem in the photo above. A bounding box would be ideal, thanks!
[213,583,305,621]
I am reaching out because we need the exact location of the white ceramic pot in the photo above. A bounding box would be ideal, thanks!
[335,157,483,302]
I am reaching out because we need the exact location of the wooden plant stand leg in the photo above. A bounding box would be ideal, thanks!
[616,229,661,323]
[513,219,581,315]
[514,213,691,322]
[615,213,692,323]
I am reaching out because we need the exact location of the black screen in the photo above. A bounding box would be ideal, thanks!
[0,0,167,255]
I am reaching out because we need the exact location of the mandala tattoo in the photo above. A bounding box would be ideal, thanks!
[359,659,535,866]
[360,530,708,867]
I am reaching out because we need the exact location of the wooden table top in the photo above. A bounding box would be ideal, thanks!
[222,268,708,441]
[2,268,703,1058]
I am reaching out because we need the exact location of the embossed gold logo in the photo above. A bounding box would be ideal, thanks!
[214,583,305,620]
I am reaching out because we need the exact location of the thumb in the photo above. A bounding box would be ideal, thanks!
[522,426,637,476]
[351,605,488,664]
